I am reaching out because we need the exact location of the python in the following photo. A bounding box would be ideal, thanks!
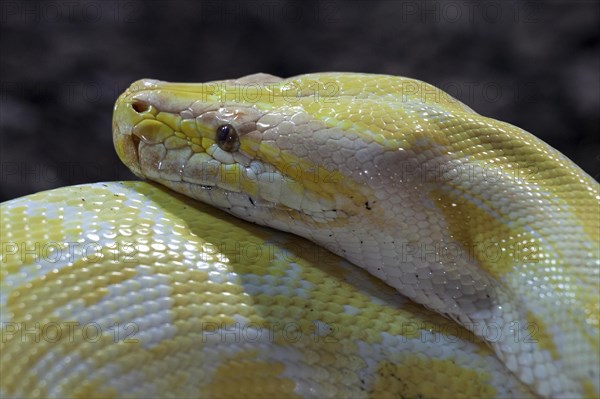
[112,72,598,398]
[1,72,597,398]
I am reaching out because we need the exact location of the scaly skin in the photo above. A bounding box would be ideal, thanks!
[112,72,599,398]
[0,182,536,398]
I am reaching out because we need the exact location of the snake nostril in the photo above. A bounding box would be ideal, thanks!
[131,100,150,113]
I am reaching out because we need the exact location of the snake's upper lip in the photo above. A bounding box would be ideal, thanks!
[112,78,208,179]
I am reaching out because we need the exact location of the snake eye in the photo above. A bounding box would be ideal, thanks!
[216,124,240,152]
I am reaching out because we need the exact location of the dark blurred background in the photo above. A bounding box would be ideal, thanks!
[1,0,598,201]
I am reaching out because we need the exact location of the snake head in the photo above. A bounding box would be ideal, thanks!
[112,73,375,237]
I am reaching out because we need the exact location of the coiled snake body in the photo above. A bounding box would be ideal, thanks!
[1,73,598,398]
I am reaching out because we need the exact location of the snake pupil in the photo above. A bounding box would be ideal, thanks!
[216,124,240,152]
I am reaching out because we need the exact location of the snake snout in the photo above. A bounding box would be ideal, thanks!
[113,78,197,180]
[112,89,150,179]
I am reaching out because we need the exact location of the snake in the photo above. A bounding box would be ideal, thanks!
[1,72,598,398]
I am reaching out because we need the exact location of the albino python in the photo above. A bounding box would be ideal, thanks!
[1,72,598,398]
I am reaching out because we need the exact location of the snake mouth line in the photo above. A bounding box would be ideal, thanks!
[131,134,141,162]
[132,145,346,222]
[127,138,270,211]
[144,167,342,222]
[133,143,221,194]
[156,177,280,215]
